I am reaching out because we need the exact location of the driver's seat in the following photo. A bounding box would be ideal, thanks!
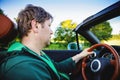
[0,14,18,50]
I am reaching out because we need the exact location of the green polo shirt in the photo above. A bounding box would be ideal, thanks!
[0,42,76,80]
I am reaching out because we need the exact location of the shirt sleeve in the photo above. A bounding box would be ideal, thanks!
[53,57,76,74]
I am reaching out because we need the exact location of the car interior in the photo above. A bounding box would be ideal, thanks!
[0,1,120,80]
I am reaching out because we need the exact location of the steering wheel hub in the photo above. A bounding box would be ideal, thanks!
[90,59,101,72]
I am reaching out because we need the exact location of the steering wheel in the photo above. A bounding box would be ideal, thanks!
[82,44,120,80]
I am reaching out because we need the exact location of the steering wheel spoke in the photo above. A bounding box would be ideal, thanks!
[110,60,116,66]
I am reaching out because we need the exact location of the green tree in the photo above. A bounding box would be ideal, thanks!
[0,8,4,14]
[91,21,112,41]
[77,21,112,48]
[54,27,76,44]
[54,20,77,45]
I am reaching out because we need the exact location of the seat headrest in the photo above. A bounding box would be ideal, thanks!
[0,14,18,46]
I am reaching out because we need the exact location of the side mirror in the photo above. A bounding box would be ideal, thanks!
[67,42,82,50]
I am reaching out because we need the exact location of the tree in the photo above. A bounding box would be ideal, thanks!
[0,8,4,14]
[78,21,112,48]
[90,21,112,41]
[54,20,77,45]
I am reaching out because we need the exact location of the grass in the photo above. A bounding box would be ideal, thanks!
[44,43,67,50]
[102,40,120,45]
[102,35,120,45]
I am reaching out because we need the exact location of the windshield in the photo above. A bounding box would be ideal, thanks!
[91,16,120,46]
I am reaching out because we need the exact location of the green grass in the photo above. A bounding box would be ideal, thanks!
[44,43,67,50]
[102,35,120,45]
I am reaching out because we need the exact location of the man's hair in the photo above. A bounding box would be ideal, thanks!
[17,4,53,38]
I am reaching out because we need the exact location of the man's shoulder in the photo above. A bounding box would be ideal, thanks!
[0,50,49,76]
[0,51,52,80]
[0,50,20,64]
[3,50,45,62]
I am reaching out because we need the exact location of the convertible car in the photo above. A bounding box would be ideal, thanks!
[0,1,120,80]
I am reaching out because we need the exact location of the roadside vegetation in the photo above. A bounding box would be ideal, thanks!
[1,9,119,50]
[44,20,120,50]
[44,34,120,50]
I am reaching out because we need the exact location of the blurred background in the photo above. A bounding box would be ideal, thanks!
[0,0,120,50]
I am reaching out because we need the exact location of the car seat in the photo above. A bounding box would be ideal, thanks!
[0,13,18,50]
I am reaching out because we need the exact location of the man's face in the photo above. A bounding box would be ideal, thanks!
[38,19,53,47]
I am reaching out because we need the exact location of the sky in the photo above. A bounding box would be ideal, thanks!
[0,0,120,34]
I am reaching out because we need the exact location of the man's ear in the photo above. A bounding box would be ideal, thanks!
[31,19,38,33]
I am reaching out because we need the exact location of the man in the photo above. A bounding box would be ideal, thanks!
[0,4,93,80]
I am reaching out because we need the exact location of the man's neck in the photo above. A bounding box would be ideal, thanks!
[21,37,43,55]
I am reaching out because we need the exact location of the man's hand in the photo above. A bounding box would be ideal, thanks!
[72,48,93,63]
